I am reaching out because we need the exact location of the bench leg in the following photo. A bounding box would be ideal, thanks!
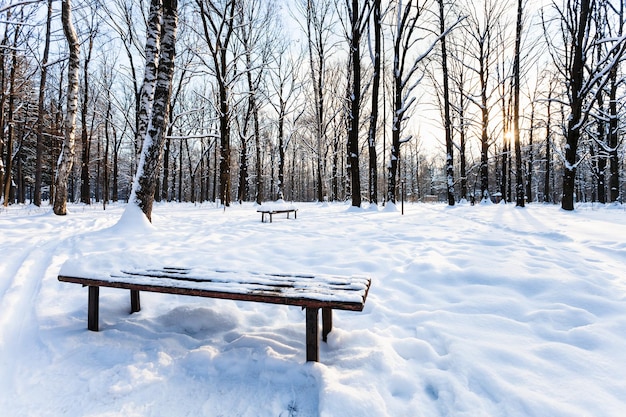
[322,308,332,342]
[305,307,319,362]
[269,213,273,223]
[130,290,141,313]
[88,286,99,331]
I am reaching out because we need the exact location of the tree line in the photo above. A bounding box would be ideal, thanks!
[0,0,624,215]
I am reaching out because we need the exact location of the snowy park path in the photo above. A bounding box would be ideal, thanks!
[0,209,119,410]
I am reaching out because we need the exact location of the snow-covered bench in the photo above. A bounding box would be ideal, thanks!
[257,208,297,223]
[58,263,371,362]
[256,201,298,223]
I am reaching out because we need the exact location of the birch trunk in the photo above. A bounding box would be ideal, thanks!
[53,0,80,215]
[131,0,178,222]
[136,0,162,158]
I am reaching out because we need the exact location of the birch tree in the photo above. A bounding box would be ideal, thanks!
[53,0,80,215]
[136,0,163,161]
[131,0,178,221]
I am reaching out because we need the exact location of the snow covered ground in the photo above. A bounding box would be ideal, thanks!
[1,200,625,417]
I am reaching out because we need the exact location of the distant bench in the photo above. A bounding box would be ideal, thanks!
[58,265,371,362]
[257,207,298,223]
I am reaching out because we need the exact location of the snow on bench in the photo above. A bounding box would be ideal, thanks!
[58,260,371,362]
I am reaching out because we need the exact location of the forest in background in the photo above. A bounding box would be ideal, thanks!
[0,0,624,212]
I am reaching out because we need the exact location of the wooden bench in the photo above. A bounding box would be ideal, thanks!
[257,208,297,223]
[58,265,371,362]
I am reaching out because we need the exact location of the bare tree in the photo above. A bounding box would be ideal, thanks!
[513,0,524,206]
[343,0,370,207]
[266,37,303,200]
[1,9,21,207]
[34,0,53,207]
[447,24,471,201]
[196,0,237,206]
[437,0,455,206]
[237,0,276,204]
[605,0,624,203]
[300,0,336,202]
[367,0,382,204]
[544,0,626,210]
[388,0,443,204]
[79,8,100,204]
[463,0,507,201]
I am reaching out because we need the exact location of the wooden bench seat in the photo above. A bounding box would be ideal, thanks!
[58,265,371,362]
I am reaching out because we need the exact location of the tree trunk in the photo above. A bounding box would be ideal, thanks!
[367,0,381,205]
[131,0,178,221]
[161,134,171,201]
[238,123,249,203]
[347,0,362,208]
[0,28,5,205]
[103,100,111,209]
[277,105,285,199]
[526,102,534,203]
[438,0,454,206]
[34,0,53,206]
[54,0,80,215]
[608,2,622,203]
[562,0,590,211]
[543,87,552,203]
[218,70,231,206]
[513,0,524,207]
[2,25,18,207]
[459,96,468,201]
[608,66,619,202]
[479,58,489,201]
[196,0,236,207]
[136,0,162,161]
[80,34,95,204]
